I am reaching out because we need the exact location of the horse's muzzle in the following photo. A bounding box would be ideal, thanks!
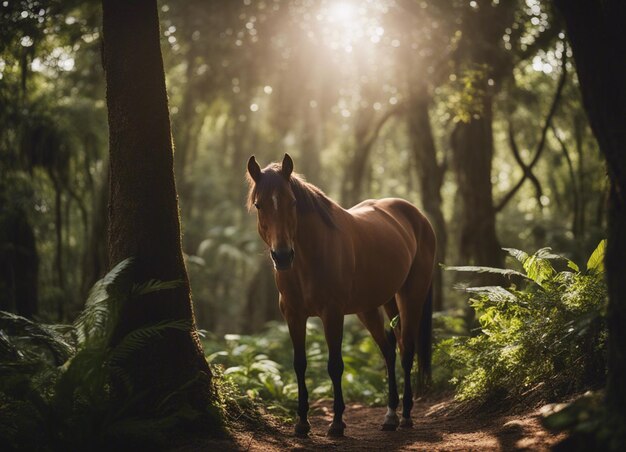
[271,248,295,271]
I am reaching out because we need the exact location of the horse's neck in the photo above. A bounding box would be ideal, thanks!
[294,209,339,259]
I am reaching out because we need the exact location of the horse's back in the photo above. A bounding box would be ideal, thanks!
[348,198,434,250]
[343,198,435,313]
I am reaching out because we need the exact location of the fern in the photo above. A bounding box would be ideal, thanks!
[443,264,531,280]
[0,311,74,365]
[442,241,607,403]
[109,319,191,365]
[131,279,182,297]
[0,258,207,450]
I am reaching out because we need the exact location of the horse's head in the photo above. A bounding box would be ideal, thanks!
[247,154,297,271]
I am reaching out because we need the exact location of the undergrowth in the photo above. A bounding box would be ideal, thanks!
[442,240,607,405]
[0,259,224,451]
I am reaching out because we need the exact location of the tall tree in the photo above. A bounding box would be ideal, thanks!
[101,0,212,412]
[449,0,518,268]
[553,0,626,419]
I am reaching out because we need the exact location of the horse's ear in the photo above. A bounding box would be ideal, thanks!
[247,155,261,183]
[282,153,293,179]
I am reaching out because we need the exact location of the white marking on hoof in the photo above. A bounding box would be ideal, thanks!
[382,407,399,430]
[399,416,413,428]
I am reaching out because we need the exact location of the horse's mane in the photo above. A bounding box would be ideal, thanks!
[247,163,336,228]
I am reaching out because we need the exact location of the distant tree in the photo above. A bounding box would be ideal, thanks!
[101,0,212,412]
[554,0,626,418]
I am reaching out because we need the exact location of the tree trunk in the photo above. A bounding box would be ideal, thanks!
[406,83,447,311]
[451,93,503,268]
[102,0,212,412]
[448,1,517,269]
[554,0,626,415]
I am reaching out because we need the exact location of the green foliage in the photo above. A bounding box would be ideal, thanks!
[442,242,608,403]
[202,317,392,420]
[0,259,211,451]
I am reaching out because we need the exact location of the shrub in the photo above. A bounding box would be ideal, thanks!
[0,259,217,450]
[442,241,608,404]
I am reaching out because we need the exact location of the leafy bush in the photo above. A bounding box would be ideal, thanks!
[441,241,608,404]
[0,259,216,451]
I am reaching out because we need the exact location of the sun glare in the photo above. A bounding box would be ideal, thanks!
[318,1,387,54]
[328,2,356,22]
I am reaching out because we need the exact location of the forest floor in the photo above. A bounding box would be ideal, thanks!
[182,395,566,451]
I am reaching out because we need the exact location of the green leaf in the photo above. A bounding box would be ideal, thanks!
[503,248,529,264]
[586,239,606,273]
[443,265,531,280]
[567,260,580,273]
[389,315,399,329]
[132,279,182,297]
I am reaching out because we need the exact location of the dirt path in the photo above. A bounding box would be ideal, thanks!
[189,396,565,451]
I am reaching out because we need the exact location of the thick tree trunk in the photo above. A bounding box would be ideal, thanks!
[448,1,516,269]
[407,83,447,311]
[102,0,212,412]
[451,94,503,268]
[554,0,626,414]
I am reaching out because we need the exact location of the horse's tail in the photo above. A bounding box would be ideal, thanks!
[417,283,433,391]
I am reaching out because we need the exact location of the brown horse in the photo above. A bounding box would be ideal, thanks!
[246,154,435,437]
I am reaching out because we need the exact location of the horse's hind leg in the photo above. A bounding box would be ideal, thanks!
[357,305,399,430]
[396,263,432,428]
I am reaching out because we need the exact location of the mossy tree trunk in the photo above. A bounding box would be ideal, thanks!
[554,0,626,415]
[101,0,212,412]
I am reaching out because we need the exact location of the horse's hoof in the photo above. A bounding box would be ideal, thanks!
[382,409,399,431]
[326,421,346,437]
[399,417,413,428]
[294,417,311,436]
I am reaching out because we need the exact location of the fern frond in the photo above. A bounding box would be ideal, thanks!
[464,286,522,304]
[0,311,74,365]
[74,258,135,346]
[109,319,191,365]
[503,248,529,264]
[443,265,531,280]
[131,279,182,297]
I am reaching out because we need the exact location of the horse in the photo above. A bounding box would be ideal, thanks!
[246,154,435,437]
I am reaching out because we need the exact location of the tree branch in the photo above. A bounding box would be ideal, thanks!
[495,50,567,213]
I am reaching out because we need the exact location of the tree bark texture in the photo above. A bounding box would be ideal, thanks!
[102,0,212,411]
[451,96,503,268]
[554,0,626,413]
[449,1,517,268]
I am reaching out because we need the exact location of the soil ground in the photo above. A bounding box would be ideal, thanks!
[182,396,566,451]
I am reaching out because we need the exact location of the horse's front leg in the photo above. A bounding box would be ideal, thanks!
[287,315,310,435]
[322,312,346,437]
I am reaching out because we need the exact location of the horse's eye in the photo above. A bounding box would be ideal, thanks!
[254,202,260,209]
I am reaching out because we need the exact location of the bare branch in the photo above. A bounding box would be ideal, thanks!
[495,50,567,213]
